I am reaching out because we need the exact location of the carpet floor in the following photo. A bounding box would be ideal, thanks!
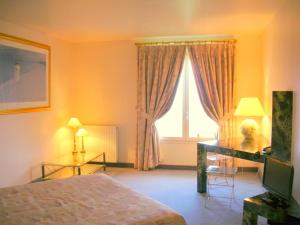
[105,168,268,225]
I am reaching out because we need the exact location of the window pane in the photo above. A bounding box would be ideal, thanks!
[155,74,184,138]
[187,59,218,138]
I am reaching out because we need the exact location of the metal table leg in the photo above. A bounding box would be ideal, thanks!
[42,164,45,179]
[103,152,106,171]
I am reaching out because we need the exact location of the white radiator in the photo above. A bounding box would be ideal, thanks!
[83,125,118,162]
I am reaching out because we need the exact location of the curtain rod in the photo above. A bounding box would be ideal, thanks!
[135,39,237,47]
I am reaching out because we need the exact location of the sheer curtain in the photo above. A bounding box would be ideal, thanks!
[136,45,185,170]
[187,42,236,140]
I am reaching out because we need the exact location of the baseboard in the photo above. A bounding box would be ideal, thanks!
[97,162,134,168]
[237,167,258,172]
[31,177,44,183]
[157,164,258,172]
[157,164,197,170]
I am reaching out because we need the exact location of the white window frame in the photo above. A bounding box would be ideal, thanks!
[157,53,218,143]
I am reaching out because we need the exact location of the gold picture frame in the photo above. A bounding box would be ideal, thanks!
[0,33,51,114]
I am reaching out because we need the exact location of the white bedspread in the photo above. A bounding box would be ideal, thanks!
[0,174,187,225]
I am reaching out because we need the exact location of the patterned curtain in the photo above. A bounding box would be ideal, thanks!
[187,42,236,140]
[136,45,185,170]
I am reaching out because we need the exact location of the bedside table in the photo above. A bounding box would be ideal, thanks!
[41,152,106,180]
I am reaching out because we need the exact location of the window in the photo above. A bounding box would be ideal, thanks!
[155,53,218,141]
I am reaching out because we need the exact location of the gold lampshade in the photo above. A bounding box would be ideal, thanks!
[234,97,264,117]
[76,128,88,137]
[68,117,82,129]
[234,97,265,142]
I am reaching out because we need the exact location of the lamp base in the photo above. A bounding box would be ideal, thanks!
[240,119,258,141]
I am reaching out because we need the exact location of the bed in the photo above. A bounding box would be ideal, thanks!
[0,173,186,225]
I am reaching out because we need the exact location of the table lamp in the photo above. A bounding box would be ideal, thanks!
[234,97,264,142]
[68,117,82,153]
[76,128,88,153]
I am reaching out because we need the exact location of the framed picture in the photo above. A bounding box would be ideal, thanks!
[0,33,50,114]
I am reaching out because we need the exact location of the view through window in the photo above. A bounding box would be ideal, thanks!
[155,54,218,140]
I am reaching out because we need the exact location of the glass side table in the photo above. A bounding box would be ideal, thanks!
[41,152,106,180]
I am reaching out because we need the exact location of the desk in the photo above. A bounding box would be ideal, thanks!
[243,193,300,225]
[197,137,269,193]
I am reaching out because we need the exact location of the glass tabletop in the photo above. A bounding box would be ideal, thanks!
[42,151,104,167]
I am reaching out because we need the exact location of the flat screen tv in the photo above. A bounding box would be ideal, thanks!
[263,156,294,201]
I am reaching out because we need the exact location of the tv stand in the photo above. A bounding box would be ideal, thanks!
[261,192,289,208]
[243,193,300,225]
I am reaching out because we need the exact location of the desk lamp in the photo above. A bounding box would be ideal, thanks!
[234,97,264,143]
[68,117,82,153]
[76,128,88,153]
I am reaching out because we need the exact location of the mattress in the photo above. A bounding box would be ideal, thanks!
[0,173,187,225]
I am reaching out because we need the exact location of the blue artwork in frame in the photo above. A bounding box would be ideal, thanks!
[0,33,50,114]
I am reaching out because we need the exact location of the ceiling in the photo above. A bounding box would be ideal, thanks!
[0,0,286,43]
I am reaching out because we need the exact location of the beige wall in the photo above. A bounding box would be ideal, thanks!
[234,34,264,167]
[262,0,300,202]
[73,41,137,163]
[72,35,264,167]
[0,20,74,187]
[236,34,264,103]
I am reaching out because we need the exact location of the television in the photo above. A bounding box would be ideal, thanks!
[263,156,294,201]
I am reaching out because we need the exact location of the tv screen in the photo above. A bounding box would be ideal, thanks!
[263,156,294,201]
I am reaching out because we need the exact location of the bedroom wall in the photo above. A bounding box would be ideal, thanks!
[72,41,137,163]
[0,23,266,184]
[72,34,264,166]
[234,34,264,168]
[262,0,300,202]
[0,20,74,187]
